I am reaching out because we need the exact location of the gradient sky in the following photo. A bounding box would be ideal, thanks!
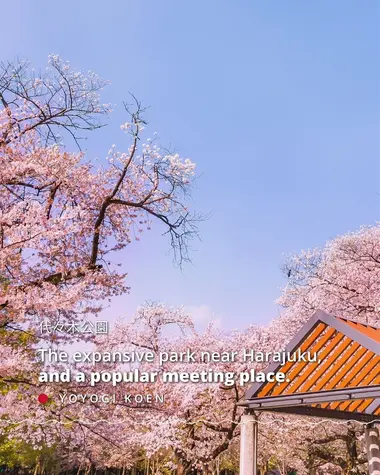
[1,1,379,329]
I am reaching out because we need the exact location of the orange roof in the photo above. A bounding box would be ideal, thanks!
[337,317,380,343]
[242,310,380,422]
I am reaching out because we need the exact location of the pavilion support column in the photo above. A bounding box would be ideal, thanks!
[365,424,380,475]
[240,412,258,475]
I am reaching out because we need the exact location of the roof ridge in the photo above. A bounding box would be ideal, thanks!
[335,315,380,332]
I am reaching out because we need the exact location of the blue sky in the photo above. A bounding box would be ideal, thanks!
[2,1,379,328]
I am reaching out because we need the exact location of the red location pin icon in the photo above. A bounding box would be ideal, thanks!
[38,393,49,404]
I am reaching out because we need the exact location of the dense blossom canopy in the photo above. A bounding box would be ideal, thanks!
[274,225,380,344]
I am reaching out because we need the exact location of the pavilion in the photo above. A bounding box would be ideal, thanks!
[238,310,380,474]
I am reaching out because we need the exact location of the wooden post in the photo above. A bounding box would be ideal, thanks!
[365,424,380,475]
[239,412,258,475]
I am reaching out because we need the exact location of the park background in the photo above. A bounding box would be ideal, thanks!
[0,1,379,474]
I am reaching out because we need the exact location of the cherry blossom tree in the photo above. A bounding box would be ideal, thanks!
[274,224,380,344]
[0,56,200,473]
[0,55,199,336]
[37,303,278,473]
[0,55,109,147]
